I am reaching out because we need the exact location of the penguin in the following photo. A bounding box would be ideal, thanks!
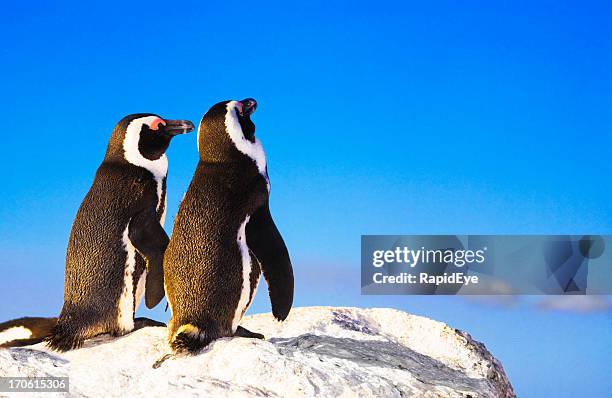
[0,317,57,348]
[46,114,193,352]
[164,99,294,353]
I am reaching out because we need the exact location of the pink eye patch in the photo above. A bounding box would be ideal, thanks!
[149,118,166,130]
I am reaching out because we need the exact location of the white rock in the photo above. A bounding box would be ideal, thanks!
[0,307,515,398]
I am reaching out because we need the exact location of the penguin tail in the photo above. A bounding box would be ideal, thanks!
[0,317,57,348]
[169,324,217,354]
[45,320,87,352]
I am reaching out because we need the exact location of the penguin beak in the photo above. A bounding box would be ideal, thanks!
[164,119,195,136]
[240,98,257,117]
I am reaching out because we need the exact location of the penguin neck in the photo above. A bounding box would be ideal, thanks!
[199,149,270,189]
[199,139,268,182]
[123,152,168,181]
[198,156,259,177]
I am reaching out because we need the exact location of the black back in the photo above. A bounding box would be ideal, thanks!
[54,114,170,348]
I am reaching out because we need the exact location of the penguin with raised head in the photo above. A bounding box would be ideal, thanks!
[46,114,193,352]
[164,99,294,353]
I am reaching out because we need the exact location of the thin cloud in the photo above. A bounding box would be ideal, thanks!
[537,296,612,313]
[462,295,519,308]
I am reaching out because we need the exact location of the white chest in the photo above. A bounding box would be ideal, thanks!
[231,215,259,332]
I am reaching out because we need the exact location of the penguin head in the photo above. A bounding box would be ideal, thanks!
[104,113,194,167]
[197,99,266,175]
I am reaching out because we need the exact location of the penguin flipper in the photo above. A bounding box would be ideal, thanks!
[134,317,166,329]
[128,211,170,309]
[246,204,294,321]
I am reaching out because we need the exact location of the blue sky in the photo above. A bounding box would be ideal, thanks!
[0,1,610,396]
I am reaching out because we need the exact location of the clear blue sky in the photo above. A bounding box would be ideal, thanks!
[0,1,610,397]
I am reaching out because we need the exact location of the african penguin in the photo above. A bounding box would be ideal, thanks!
[46,114,193,352]
[164,99,294,353]
[0,317,57,348]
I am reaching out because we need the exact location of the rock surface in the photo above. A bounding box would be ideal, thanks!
[0,307,515,397]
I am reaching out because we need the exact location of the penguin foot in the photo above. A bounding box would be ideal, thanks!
[134,317,166,330]
[234,326,265,340]
[170,323,216,354]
